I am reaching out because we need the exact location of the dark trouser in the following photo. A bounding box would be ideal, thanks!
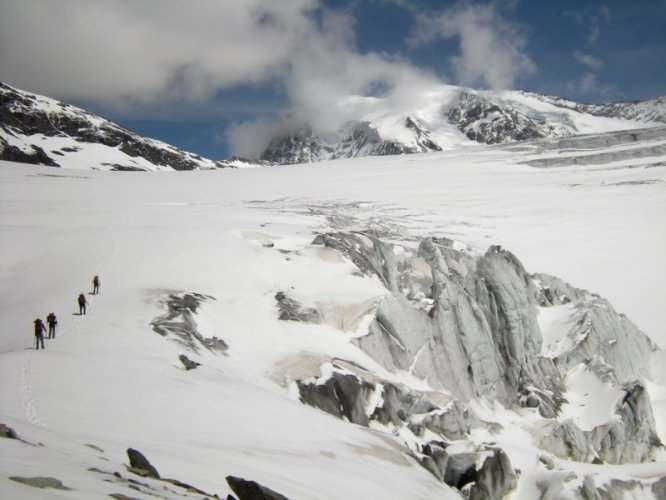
[79,303,86,315]
[48,324,56,338]
[93,284,99,294]
[35,333,45,349]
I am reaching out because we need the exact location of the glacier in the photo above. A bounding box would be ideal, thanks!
[1,90,666,498]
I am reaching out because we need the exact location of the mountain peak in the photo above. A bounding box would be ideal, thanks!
[0,82,221,171]
[254,85,665,165]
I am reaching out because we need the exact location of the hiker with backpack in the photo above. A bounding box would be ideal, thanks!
[92,275,100,295]
[46,312,57,338]
[78,292,88,315]
[34,318,46,349]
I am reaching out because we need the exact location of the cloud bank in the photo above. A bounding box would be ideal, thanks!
[0,0,317,105]
[0,0,537,157]
[410,2,536,90]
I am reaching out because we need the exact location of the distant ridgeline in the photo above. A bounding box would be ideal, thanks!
[259,90,666,164]
[1,81,665,169]
[0,82,260,171]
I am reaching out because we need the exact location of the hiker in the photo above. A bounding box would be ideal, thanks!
[92,275,100,295]
[46,312,57,338]
[78,293,88,315]
[34,318,46,349]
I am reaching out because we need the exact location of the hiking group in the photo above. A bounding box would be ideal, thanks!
[33,275,100,350]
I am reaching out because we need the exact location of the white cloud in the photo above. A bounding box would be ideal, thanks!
[0,0,546,158]
[566,72,616,100]
[587,5,612,43]
[410,2,536,90]
[573,51,604,71]
[0,0,443,156]
[0,0,318,106]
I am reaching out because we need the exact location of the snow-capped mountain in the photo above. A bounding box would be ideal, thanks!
[0,82,236,171]
[260,86,666,164]
[260,116,444,164]
[1,120,666,498]
[3,81,664,170]
[522,92,666,124]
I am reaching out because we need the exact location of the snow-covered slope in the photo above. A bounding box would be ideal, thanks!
[260,85,664,164]
[0,82,234,171]
[519,91,666,125]
[1,123,665,498]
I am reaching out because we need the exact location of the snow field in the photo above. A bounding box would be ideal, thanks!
[1,132,665,499]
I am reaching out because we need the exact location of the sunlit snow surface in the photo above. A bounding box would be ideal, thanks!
[1,128,665,498]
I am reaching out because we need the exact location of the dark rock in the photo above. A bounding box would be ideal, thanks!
[418,441,450,482]
[652,476,666,499]
[0,423,18,439]
[0,139,59,166]
[258,118,442,165]
[298,369,374,425]
[405,115,442,151]
[179,354,201,370]
[417,441,517,497]
[260,126,330,164]
[274,291,322,323]
[0,82,217,170]
[467,448,517,500]
[126,448,160,479]
[151,292,227,354]
[162,477,219,497]
[534,273,586,306]
[9,476,72,490]
[226,476,289,500]
[447,91,551,145]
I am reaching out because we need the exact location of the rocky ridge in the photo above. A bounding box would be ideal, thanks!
[0,82,226,171]
[259,116,442,164]
[524,91,666,125]
[258,89,664,164]
[2,81,663,169]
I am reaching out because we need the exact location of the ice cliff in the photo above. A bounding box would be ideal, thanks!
[277,231,662,498]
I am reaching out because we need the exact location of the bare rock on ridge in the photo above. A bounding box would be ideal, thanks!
[226,476,289,500]
[126,448,160,479]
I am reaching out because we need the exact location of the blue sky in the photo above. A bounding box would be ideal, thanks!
[1,0,664,159]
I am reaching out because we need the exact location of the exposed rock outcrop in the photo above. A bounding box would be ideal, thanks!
[126,448,160,479]
[150,292,228,354]
[295,359,518,496]
[179,354,201,371]
[296,359,479,441]
[447,91,552,144]
[0,423,18,439]
[9,476,72,490]
[0,81,221,170]
[275,291,322,323]
[226,476,289,500]
[259,118,444,165]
